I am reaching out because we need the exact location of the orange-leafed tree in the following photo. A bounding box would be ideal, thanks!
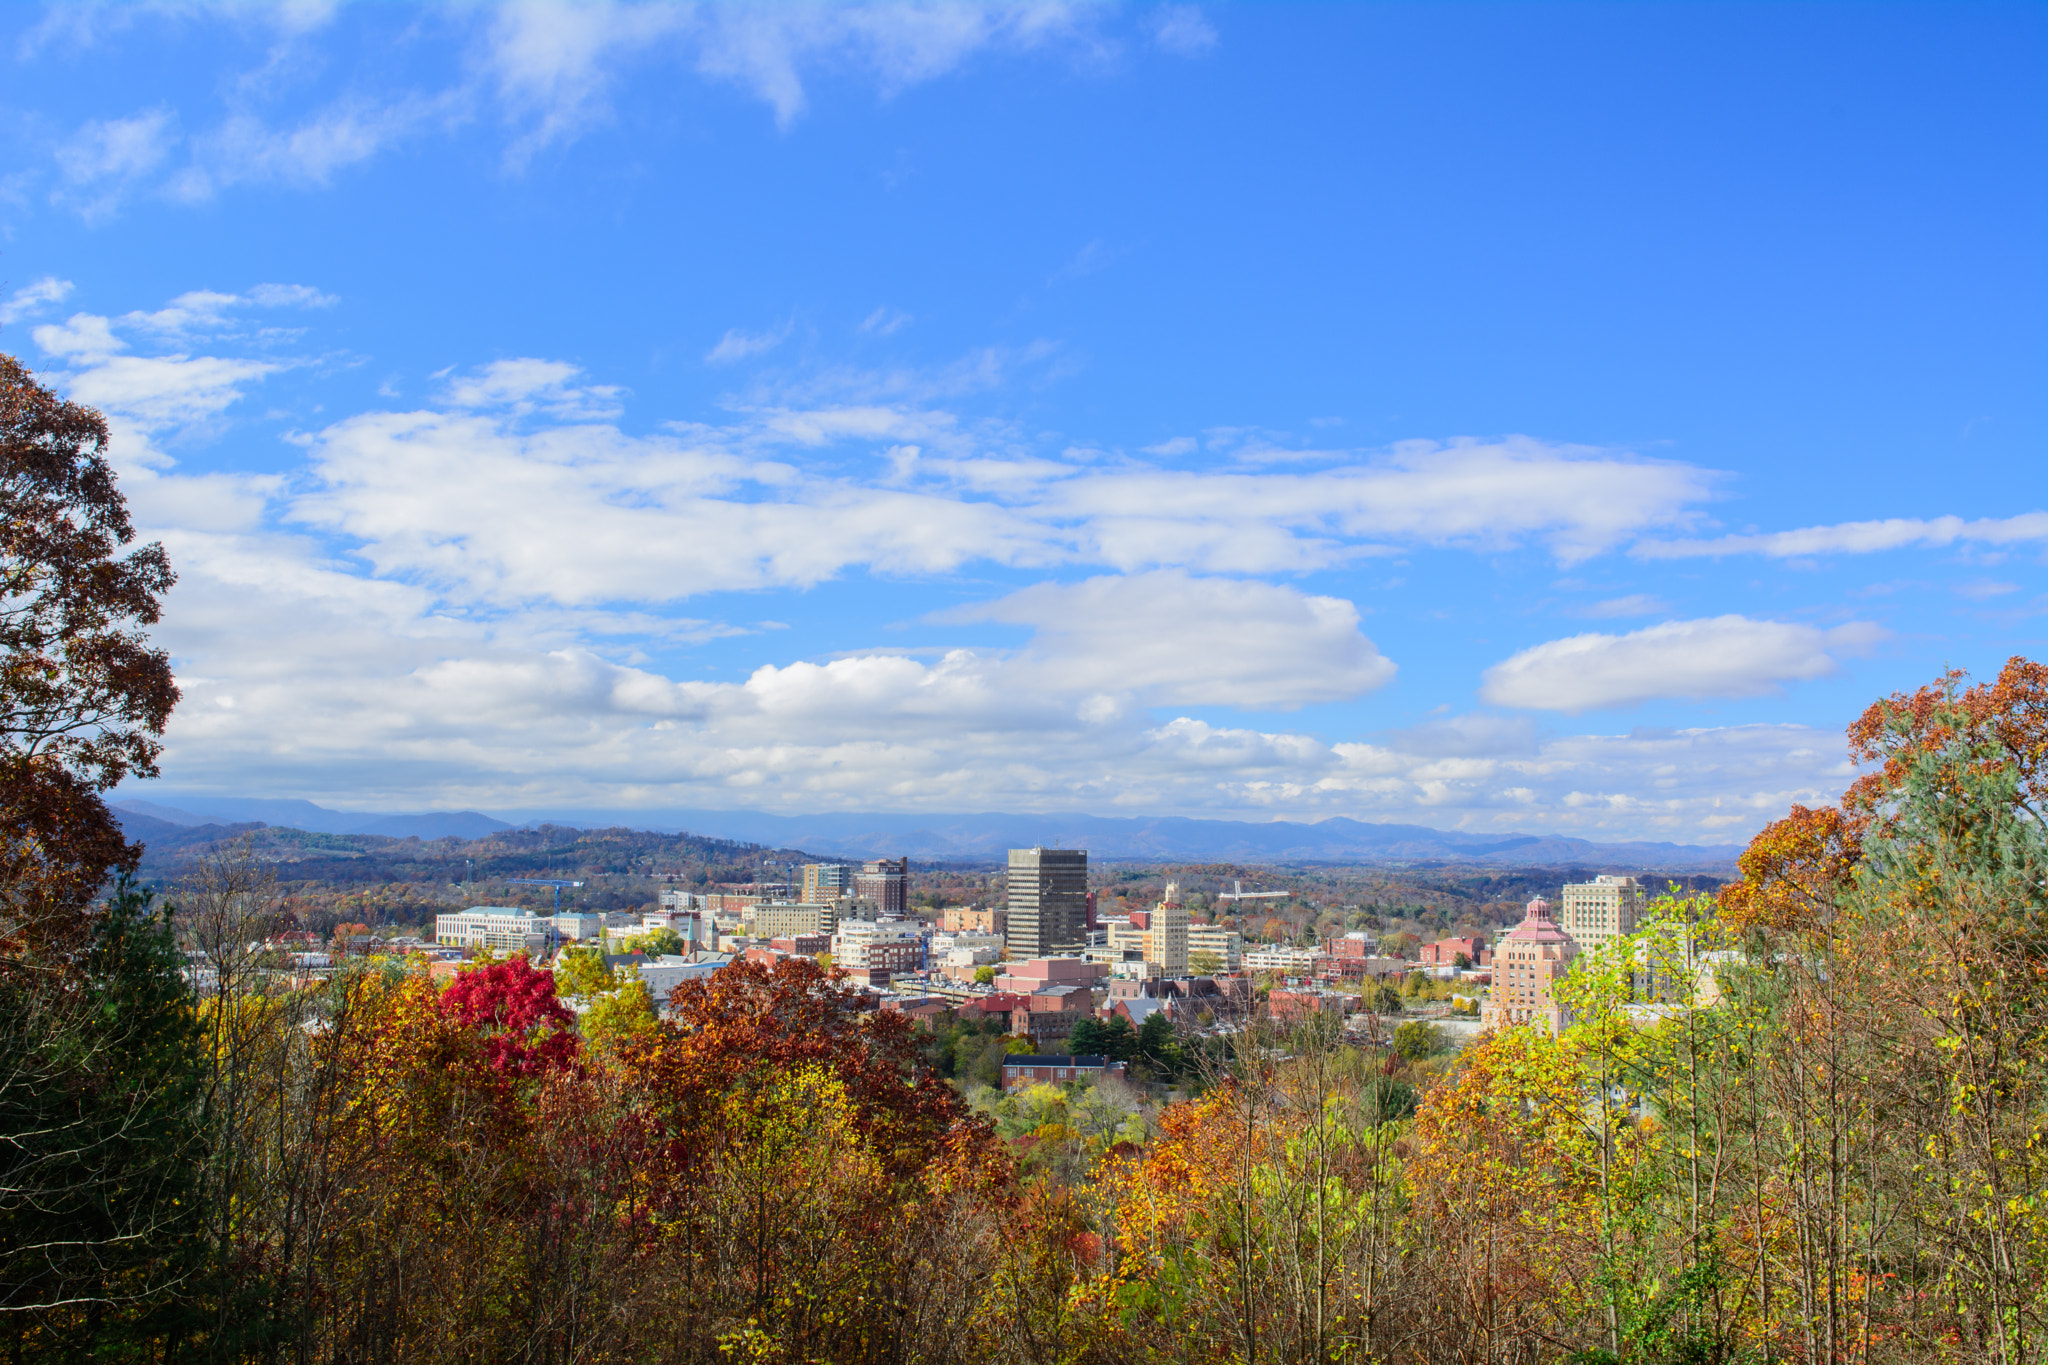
[1716,803,1861,936]
[1843,654,2048,826]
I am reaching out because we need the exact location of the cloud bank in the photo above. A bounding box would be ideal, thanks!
[17,281,1970,840]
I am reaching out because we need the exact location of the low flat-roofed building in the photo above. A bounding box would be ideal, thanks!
[1243,945,1324,975]
[1000,1053,1127,1091]
[1269,987,1354,1024]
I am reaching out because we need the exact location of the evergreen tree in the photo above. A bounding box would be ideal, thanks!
[1,882,206,1360]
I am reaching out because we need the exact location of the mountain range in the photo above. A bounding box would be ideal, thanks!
[112,797,1743,870]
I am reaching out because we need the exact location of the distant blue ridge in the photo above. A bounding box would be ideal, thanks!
[113,796,1741,869]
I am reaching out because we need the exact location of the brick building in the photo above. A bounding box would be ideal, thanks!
[1329,930,1378,958]
[1268,987,1354,1024]
[855,858,909,916]
[1000,1054,1128,1092]
[1420,935,1491,968]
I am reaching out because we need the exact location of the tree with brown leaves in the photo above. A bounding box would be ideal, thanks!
[0,352,177,965]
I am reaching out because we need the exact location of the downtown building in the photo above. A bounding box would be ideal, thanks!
[801,862,853,903]
[1558,874,1646,957]
[1007,847,1089,959]
[1482,896,1578,1036]
[854,858,909,916]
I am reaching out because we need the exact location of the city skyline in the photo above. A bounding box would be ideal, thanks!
[1,3,2040,841]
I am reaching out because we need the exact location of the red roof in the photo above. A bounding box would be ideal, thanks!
[1501,896,1571,946]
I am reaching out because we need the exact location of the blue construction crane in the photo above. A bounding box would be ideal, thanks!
[509,878,585,913]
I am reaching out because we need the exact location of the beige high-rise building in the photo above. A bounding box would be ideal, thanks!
[1146,881,1189,976]
[1558,874,1646,957]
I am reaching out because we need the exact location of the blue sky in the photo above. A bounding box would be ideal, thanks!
[1,1,2041,840]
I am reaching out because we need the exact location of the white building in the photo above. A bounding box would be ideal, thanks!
[931,930,1004,956]
[1187,924,1245,972]
[834,917,927,970]
[436,906,543,951]
[1243,945,1324,975]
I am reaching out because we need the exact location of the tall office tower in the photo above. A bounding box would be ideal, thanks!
[1557,874,1646,957]
[1146,881,1190,975]
[854,857,908,916]
[801,862,852,904]
[1007,847,1089,959]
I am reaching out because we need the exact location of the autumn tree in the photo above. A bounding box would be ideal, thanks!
[0,354,177,964]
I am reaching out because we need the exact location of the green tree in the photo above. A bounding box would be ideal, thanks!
[1099,1014,1138,1063]
[1392,1019,1443,1061]
[1138,1010,1179,1076]
[0,882,206,1352]
[555,944,620,1002]
[973,964,996,985]
[624,926,685,957]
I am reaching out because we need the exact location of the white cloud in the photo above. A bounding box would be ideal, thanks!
[1049,436,1718,568]
[279,385,1730,606]
[289,405,1048,604]
[440,358,625,421]
[1379,713,1539,758]
[1579,593,1666,619]
[24,289,329,468]
[248,282,338,308]
[19,298,1895,841]
[706,322,795,365]
[130,523,1853,837]
[56,106,178,184]
[62,353,284,440]
[1150,5,1218,57]
[686,3,1098,129]
[1635,512,2048,559]
[1479,615,1890,712]
[50,106,180,219]
[20,3,1169,211]
[173,93,459,200]
[950,571,1396,710]
[485,1,691,160]
[0,276,75,327]
[483,0,1108,150]
[859,307,912,336]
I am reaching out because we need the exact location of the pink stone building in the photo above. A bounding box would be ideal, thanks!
[1481,897,1577,1036]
